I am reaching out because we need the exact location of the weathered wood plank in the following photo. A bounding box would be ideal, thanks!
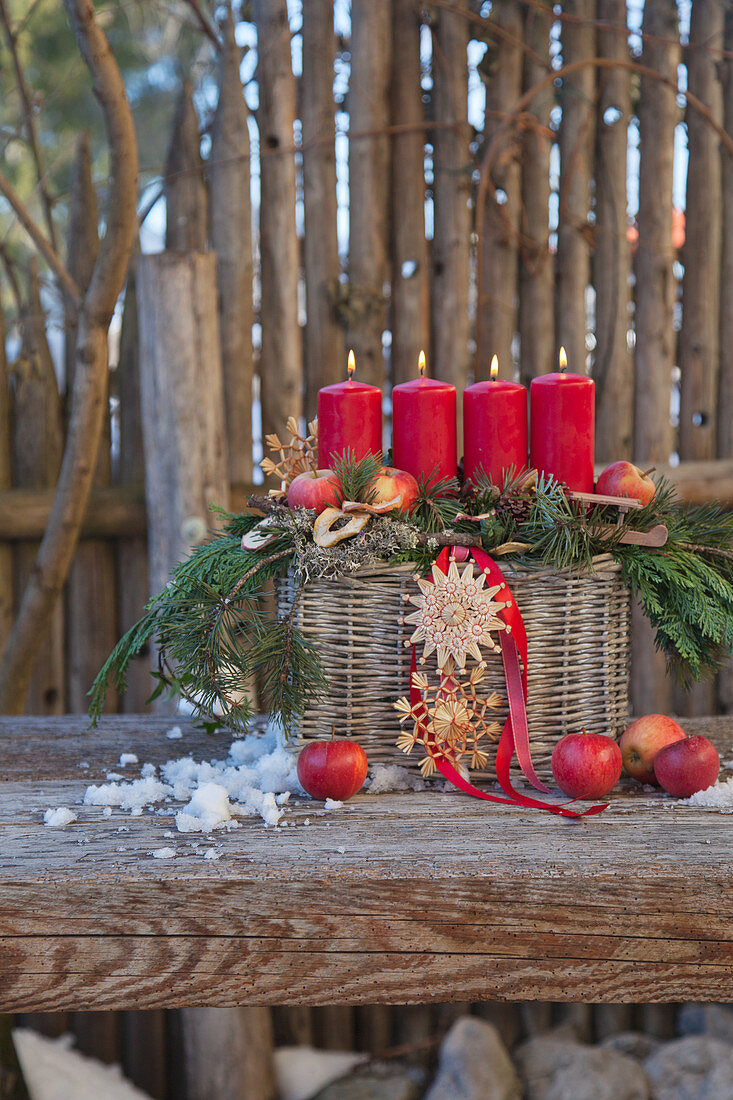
[1,717,731,1010]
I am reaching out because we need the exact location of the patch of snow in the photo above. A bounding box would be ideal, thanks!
[166,725,183,739]
[43,807,77,828]
[204,847,221,860]
[141,763,156,778]
[276,791,291,805]
[119,753,138,766]
[275,1046,367,1100]
[106,772,124,781]
[84,776,172,812]
[175,783,232,833]
[337,846,346,854]
[103,807,112,817]
[13,1028,154,1100]
[684,777,733,811]
[324,798,344,811]
[303,818,311,826]
[152,847,175,859]
[367,764,426,794]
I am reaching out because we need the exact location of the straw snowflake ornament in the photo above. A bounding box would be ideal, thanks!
[260,417,319,491]
[394,666,503,776]
[403,559,510,674]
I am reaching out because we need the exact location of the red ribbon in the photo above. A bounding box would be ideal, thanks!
[409,546,607,819]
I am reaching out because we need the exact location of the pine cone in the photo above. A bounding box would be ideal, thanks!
[495,490,532,523]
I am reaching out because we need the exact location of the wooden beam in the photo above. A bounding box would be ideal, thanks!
[1,462,733,545]
[1,715,733,1011]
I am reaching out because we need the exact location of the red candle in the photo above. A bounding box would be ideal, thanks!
[318,351,382,469]
[530,348,595,492]
[392,352,457,485]
[463,356,528,486]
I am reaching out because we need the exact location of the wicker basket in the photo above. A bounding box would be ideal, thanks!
[276,554,631,776]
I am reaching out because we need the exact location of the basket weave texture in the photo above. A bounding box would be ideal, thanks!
[275,554,631,774]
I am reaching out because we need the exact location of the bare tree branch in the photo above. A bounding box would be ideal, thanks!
[183,0,221,50]
[0,0,138,713]
[0,0,58,250]
[0,170,80,304]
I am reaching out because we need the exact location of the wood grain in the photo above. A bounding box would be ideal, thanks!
[1,716,732,1011]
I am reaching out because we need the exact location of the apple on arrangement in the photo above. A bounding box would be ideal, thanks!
[551,729,623,799]
[371,466,420,513]
[297,734,368,801]
[653,735,720,797]
[595,460,656,506]
[619,714,687,785]
[287,469,340,514]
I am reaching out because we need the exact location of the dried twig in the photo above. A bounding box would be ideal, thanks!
[0,0,58,249]
[0,170,79,304]
[182,0,221,50]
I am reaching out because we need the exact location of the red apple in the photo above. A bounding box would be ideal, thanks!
[619,714,687,784]
[653,735,720,797]
[551,730,623,799]
[371,466,420,513]
[297,737,368,801]
[595,460,656,506]
[287,469,341,514]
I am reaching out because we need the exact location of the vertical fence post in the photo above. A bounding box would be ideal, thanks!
[478,0,523,376]
[64,131,118,713]
[210,12,255,485]
[431,0,471,426]
[594,0,633,462]
[302,0,344,410]
[518,1,554,385]
[165,82,209,253]
[348,0,393,390]
[390,0,429,387]
[631,0,680,716]
[11,261,64,713]
[255,0,303,442]
[0,300,11,650]
[136,251,228,597]
[555,0,595,371]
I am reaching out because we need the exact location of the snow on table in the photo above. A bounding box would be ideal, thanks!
[1,714,733,1013]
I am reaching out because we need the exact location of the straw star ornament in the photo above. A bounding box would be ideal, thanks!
[404,559,510,674]
[394,667,503,776]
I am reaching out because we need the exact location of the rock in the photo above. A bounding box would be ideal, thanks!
[644,1035,733,1100]
[313,1062,424,1100]
[276,1047,368,1100]
[601,1032,662,1062]
[514,1035,582,1097]
[424,1017,521,1100]
[543,1049,649,1100]
[515,1035,648,1100]
[678,1003,733,1045]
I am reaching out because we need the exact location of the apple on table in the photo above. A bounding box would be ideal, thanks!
[551,729,623,799]
[297,735,368,802]
[654,735,720,798]
[619,714,687,785]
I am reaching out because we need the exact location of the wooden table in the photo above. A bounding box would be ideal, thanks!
[2,715,732,1013]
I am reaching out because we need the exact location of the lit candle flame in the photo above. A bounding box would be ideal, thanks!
[559,346,567,372]
[347,349,356,378]
[418,349,426,378]
[490,354,498,381]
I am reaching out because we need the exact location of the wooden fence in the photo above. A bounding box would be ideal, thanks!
[1,0,732,1091]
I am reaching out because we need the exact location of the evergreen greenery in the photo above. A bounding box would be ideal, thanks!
[91,458,733,732]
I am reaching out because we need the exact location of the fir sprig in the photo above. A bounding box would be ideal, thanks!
[332,449,382,504]
[410,470,463,533]
[89,510,326,735]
